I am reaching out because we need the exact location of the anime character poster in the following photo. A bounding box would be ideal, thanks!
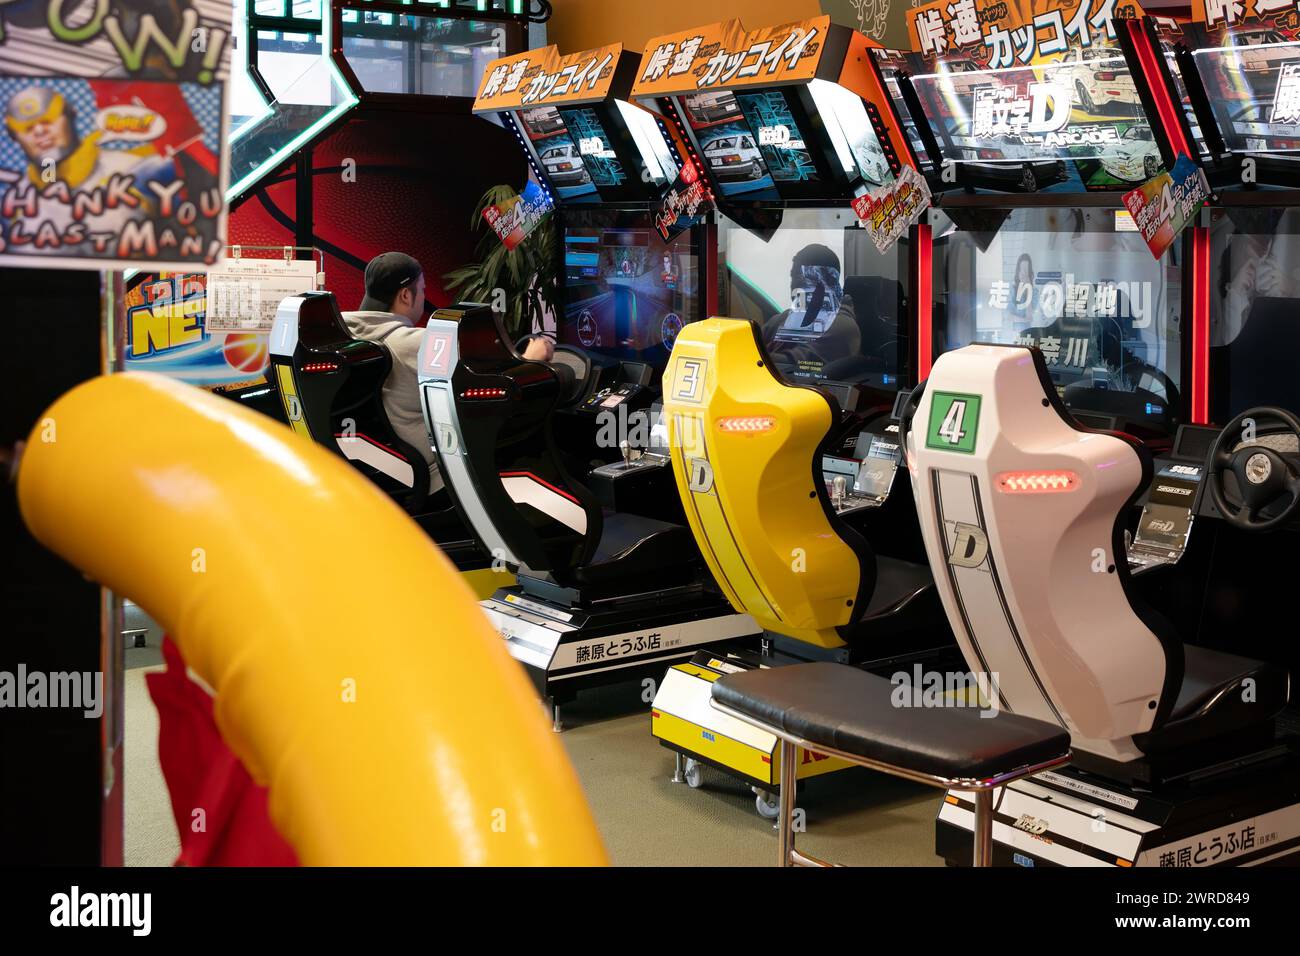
[0,0,231,269]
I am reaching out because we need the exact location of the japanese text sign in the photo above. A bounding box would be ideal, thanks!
[908,0,1145,60]
[475,44,622,113]
[1121,153,1210,259]
[0,0,232,269]
[852,164,932,252]
[631,18,834,99]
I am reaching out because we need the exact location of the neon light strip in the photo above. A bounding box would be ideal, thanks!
[226,2,360,201]
[1127,19,1190,158]
[916,222,933,381]
[1191,225,1210,425]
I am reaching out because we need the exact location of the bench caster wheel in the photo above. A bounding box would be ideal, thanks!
[754,789,780,819]
[683,758,703,789]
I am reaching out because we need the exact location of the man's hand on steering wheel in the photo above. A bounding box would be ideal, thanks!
[1207,406,1300,532]
[517,335,555,363]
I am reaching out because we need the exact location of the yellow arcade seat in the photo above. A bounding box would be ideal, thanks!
[17,372,605,866]
[663,318,878,648]
[653,318,944,815]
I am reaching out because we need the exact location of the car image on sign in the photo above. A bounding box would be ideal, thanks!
[540,142,591,186]
[702,133,764,181]
[1100,125,1162,182]
[1052,51,1141,115]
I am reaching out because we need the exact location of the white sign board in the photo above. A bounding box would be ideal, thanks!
[205,257,320,332]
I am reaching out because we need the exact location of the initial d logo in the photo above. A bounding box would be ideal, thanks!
[688,457,715,493]
[284,394,303,423]
[948,522,989,570]
[436,423,459,455]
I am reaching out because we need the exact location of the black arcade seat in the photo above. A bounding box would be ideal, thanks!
[268,292,479,560]
[1134,646,1289,755]
[858,555,936,621]
[575,513,694,585]
[422,304,702,593]
[712,662,1071,781]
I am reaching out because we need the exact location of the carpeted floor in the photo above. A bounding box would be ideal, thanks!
[124,660,944,867]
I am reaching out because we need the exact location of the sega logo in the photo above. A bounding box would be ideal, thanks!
[1013,852,1036,868]
[701,731,716,742]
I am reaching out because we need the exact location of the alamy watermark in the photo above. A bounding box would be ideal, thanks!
[890,664,1000,718]
[0,665,103,718]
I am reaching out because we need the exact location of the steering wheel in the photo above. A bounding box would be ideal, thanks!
[1207,406,1300,532]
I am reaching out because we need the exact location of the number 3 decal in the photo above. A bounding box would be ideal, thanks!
[674,358,707,403]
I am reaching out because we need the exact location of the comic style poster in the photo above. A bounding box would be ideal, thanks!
[0,0,231,270]
[905,0,1159,192]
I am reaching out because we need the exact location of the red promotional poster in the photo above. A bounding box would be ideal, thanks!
[482,179,553,251]
[852,163,932,253]
[654,161,712,241]
[1121,153,1211,258]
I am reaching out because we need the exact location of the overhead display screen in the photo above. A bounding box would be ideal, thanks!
[909,45,1164,191]
[680,89,780,199]
[733,91,821,186]
[678,83,894,200]
[518,105,631,200]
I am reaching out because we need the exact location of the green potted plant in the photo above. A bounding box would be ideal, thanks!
[444,184,559,341]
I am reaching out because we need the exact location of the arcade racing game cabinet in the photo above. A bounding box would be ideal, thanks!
[424,44,757,728]
[905,343,1300,867]
[896,1,1190,446]
[1167,1,1300,764]
[629,17,954,814]
[897,4,1300,865]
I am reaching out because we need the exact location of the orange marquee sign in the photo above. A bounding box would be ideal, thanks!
[630,17,837,99]
[907,0,1144,58]
[1192,0,1296,30]
[474,43,622,113]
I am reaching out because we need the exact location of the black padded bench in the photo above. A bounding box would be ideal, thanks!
[711,662,1072,867]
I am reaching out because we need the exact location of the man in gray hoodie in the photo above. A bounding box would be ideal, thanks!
[343,252,554,497]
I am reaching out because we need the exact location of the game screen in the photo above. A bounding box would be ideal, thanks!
[932,207,1182,431]
[518,105,627,200]
[908,44,1164,191]
[561,225,699,367]
[718,206,909,390]
[1208,207,1300,420]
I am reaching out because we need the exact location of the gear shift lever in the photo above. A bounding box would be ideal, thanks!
[832,475,847,509]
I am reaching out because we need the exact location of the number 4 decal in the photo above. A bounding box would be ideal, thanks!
[939,401,968,445]
[926,392,982,454]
